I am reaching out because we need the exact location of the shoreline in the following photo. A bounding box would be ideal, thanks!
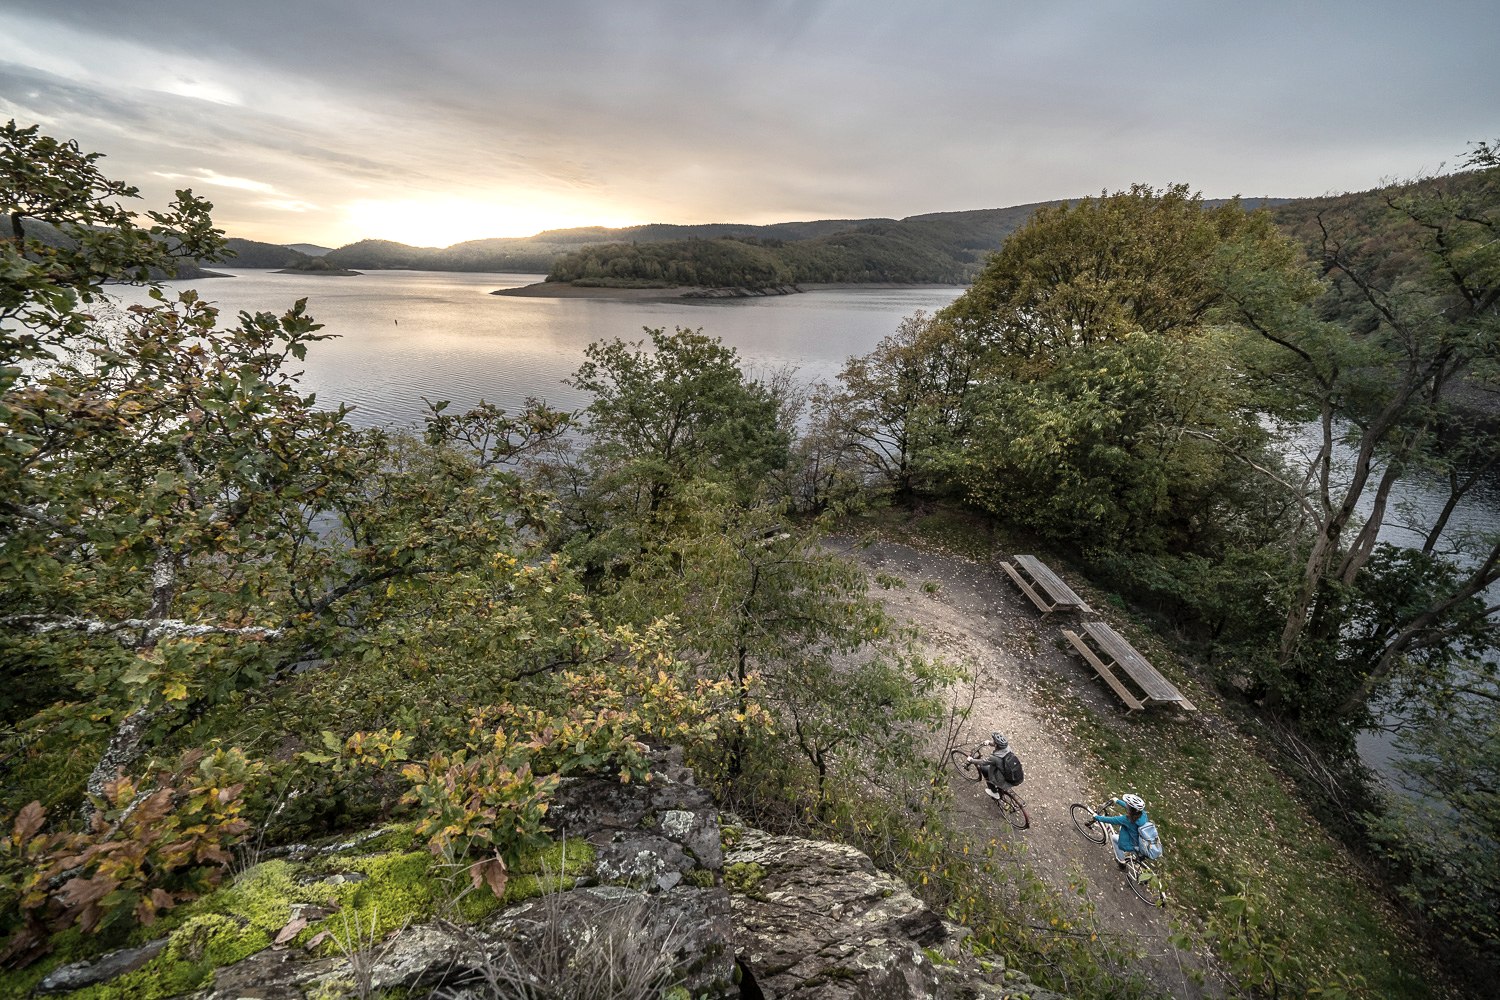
[491,280,966,300]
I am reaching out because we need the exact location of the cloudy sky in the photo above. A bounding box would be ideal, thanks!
[3,0,1495,248]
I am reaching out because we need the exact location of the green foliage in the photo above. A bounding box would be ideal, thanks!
[945,184,1277,367]
[1199,880,1366,998]
[953,330,1284,556]
[291,618,745,898]
[1221,149,1500,732]
[596,487,953,807]
[0,126,754,978]
[1089,547,1293,660]
[1362,659,1500,976]
[559,327,790,531]
[1,119,224,365]
[810,311,973,502]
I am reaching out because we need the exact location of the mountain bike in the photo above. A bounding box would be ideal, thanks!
[949,743,1030,829]
[1069,801,1165,906]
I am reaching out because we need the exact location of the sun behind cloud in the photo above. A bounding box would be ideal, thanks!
[342,195,646,248]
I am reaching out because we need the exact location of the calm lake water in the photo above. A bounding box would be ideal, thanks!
[108,269,963,427]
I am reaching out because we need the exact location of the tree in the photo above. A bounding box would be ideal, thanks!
[954,329,1283,555]
[598,485,952,806]
[934,186,1292,557]
[813,311,973,502]
[0,125,819,971]
[550,327,791,571]
[944,184,1269,371]
[1220,147,1500,723]
[0,123,560,808]
[1363,654,1500,974]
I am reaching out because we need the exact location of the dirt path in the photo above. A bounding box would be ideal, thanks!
[838,538,1216,997]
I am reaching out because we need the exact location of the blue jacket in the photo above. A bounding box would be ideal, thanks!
[1096,801,1148,854]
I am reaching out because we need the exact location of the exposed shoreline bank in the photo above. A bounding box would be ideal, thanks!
[491,280,966,300]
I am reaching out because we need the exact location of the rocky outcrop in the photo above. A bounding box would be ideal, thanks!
[679,284,802,298]
[26,754,1064,999]
[727,827,1064,999]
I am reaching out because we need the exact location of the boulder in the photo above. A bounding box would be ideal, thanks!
[35,939,168,993]
[727,827,1065,999]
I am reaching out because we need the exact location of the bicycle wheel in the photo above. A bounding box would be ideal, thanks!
[1070,803,1107,844]
[1126,857,1165,907]
[949,748,983,781]
[1000,790,1031,830]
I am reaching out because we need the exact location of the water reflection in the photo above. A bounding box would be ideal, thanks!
[107,269,964,428]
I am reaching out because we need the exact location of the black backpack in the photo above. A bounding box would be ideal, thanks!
[1000,751,1024,786]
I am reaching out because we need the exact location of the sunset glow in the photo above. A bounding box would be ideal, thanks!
[341,196,647,247]
[2,1,1490,248]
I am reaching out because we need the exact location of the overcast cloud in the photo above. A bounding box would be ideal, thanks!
[2,0,1494,246]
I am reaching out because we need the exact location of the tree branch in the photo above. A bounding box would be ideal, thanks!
[1,616,285,644]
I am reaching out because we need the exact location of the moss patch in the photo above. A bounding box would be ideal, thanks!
[723,861,766,893]
[41,860,337,1000]
[683,868,715,888]
[349,823,421,855]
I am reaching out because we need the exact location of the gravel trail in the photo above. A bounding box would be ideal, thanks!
[841,537,1218,998]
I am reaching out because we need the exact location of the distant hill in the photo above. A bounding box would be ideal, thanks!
[1268,169,1495,333]
[237,188,1447,292]
[539,205,1064,288]
[316,208,1058,284]
[285,243,333,257]
[222,238,311,269]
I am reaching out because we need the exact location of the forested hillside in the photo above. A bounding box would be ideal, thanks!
[541,206,1058,287]
[306,207,1057,281]
[221,238,310,269]
[309,199,1306,288]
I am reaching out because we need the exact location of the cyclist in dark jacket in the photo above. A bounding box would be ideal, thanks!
[975,732,1022,801]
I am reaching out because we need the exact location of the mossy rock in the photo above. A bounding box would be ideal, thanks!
[21,835,599,998]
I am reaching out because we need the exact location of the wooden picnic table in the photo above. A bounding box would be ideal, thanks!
[1000,554,1090,615]
[1061,620,1196,712]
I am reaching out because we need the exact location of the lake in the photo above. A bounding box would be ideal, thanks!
[106,269,964,427]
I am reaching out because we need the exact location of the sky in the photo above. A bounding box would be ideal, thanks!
[2,0,1495,249]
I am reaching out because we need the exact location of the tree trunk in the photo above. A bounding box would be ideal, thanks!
[83,706,160,809]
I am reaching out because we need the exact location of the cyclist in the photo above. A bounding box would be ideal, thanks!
[1095,793,1150,868]
[971,732,1024,800]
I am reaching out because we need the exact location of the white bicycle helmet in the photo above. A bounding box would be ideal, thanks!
[991,732,1009,751]
[1121,793,1146,813]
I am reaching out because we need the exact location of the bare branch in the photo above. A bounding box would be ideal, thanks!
[2,616,284,644]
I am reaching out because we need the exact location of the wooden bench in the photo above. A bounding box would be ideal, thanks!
[1000,554,1090,615]
[1061,620,1196,712]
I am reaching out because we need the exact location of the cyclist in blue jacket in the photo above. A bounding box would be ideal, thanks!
[1095,793,1149,868]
